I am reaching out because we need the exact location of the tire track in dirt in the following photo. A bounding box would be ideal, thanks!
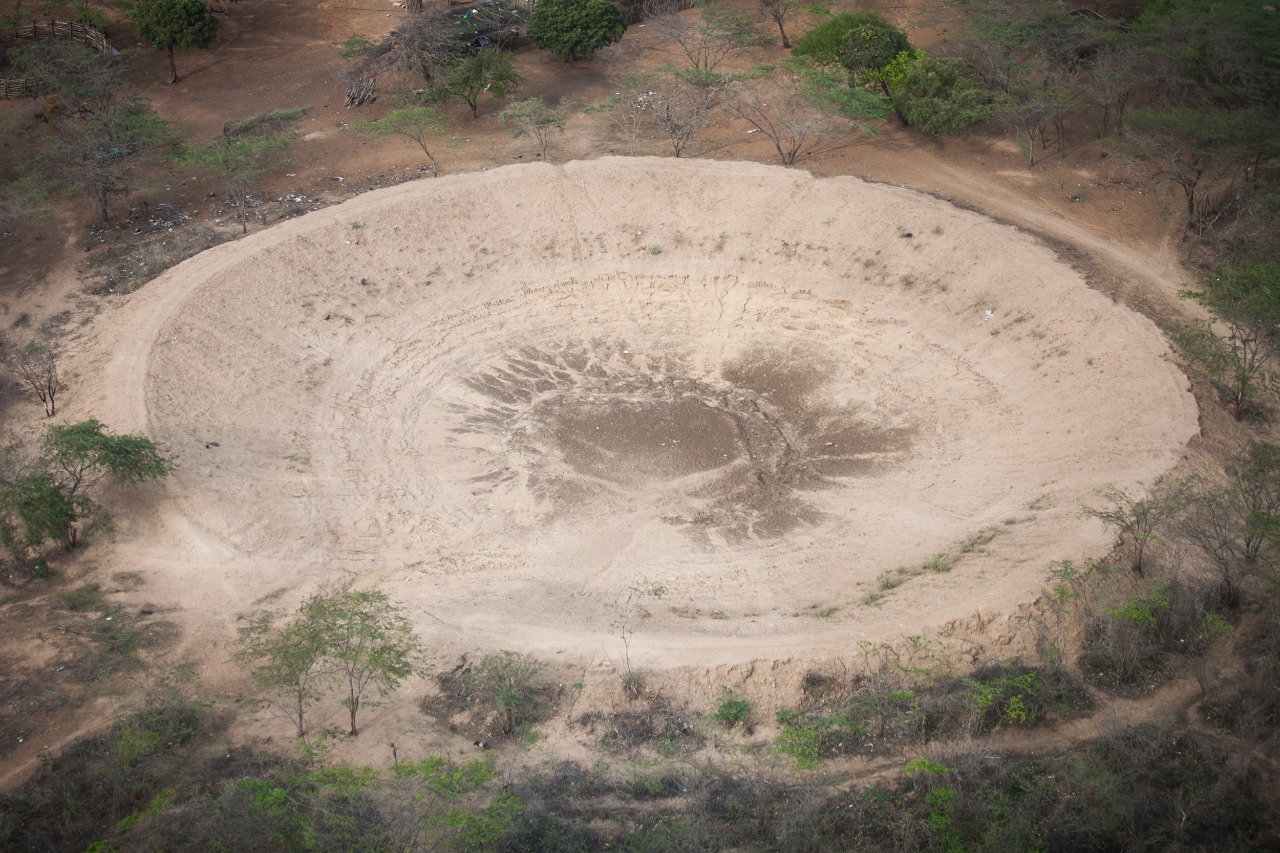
[78,158,1198,668]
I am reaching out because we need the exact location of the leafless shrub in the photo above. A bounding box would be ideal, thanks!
[727,73,858,166]
[582,693,704,756]
[1,336,61,416]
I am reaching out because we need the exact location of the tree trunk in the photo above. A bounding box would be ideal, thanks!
[774,16,789,48]
[167,44,179,84]
[882,81,908,127]
[348,694,360,736]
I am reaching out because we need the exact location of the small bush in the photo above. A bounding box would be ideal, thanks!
[775,721,825,768]
[462,650,548,736]
[1079,577,1221,689]
[588,695,704,756]
[774,706,868,767]
[61,581,103,612]
[712,687,750,728]
[337,33,379,58]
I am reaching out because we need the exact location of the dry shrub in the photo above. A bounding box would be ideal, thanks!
[580,694,704,756]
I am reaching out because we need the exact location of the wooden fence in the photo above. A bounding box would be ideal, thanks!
[1,77,36,97]
[12,19,111,52]
[0,20,113,100]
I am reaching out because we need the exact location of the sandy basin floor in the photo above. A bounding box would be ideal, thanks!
[87,158,1197,667]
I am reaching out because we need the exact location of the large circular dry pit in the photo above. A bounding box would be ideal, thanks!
[106,158,1197,666]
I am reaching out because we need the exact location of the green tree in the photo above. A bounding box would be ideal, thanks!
[893,56,997,136]
[304,590,422,736]
[180,135,293,232]
[1176,261,1280,419]
[178,109,303,233]
[0,421,172,555]
[42,419,174,500]
[236,590,422,738]
[1180,441,1280,605]
[41,95,172,220]
[498,96,572,159]
[526,0,625,62]
[129,0,219,84]
[836,14,911,92]
[463,651,546,735]
[349,107,453,175]
[234,607,332,739]
[440,50,521,118]
[1084,480,1194,576]
[0,469,80,558]
[791,12,872,67]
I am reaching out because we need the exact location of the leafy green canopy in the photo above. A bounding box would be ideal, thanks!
[43,418,174,495]
[0,470,81,555]
[440,50,521,117]
[235,590,423,738]
[129,0,218,82]
[792,12,902,69]
[526,0,626,62]
[893,56,997,135]
[349,106,453,174]
[1176,261,1280,419]
[304,590,420,736]
[0,420,173,557]
[837,15,911,84]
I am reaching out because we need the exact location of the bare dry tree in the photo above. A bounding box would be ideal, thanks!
[644,0,768,71]
[646,69,732,157]
[756,0,795,48]
[2,337,61,417]
[608,72,657,153]
[727,74,857,166]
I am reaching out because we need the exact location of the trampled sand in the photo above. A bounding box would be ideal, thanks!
[83,158,1198,668]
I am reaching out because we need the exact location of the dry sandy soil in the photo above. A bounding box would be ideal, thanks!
[0,0,1218,784]
[78,157,1197,673]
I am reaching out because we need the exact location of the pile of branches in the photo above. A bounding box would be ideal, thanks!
[344,3,526,106]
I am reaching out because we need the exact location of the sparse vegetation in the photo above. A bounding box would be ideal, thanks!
[1,337,61,416]
[459,650,549,737]
[0,420,174,561]
[1,0,1279,849]
[235,589,423,738]
[712,686,750,728]
[178,108,305,233]
[499,96,572,159]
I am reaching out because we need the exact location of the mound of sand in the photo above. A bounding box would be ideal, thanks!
[94,158,1196,667]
